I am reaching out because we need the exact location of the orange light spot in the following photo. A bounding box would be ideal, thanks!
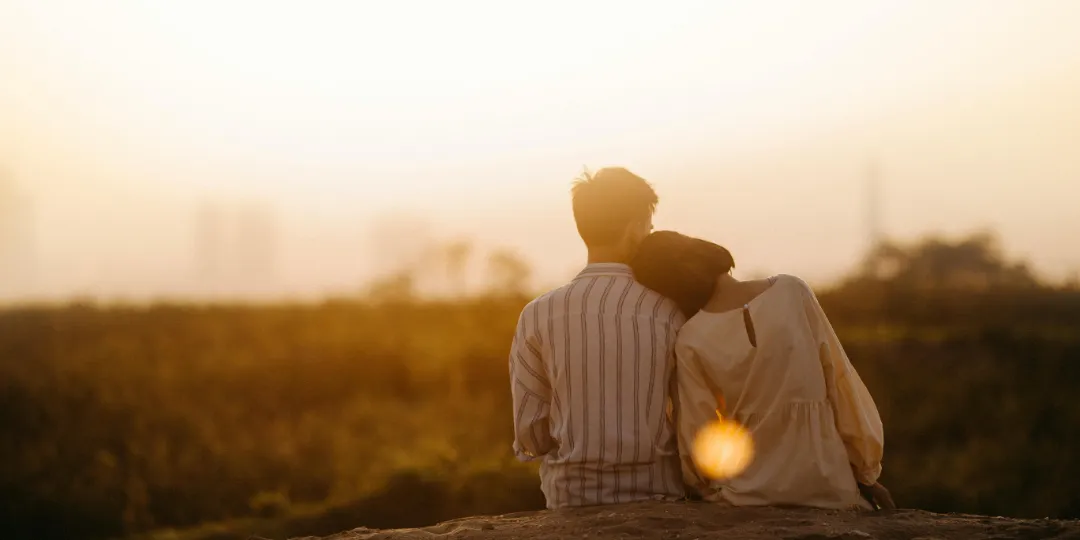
[691,417,754,480]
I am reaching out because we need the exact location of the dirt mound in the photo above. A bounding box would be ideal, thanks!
[288,501,1080,540]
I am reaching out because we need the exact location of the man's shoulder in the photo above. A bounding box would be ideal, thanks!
[517,282,573,323]
[522,282,574,310]
[622,281,685,325]
[522,278,682,321]
[629,281,678,308]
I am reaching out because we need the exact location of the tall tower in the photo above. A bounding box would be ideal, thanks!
[192,198,279,298]
[865,158,884,251]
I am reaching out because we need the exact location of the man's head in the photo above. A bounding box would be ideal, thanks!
[571,167,658,262]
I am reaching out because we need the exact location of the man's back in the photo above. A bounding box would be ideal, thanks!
[509,263,686,508]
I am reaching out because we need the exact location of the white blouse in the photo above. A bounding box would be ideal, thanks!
[674,274,884,510]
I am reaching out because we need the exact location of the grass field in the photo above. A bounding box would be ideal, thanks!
[2,284,1079,540]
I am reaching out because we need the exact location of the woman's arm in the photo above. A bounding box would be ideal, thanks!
[798,278,885,486]
[674,341,722,499]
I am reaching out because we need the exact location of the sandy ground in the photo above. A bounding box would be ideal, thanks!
[288,501,1080,540]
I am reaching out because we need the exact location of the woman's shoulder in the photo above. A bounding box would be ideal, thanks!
[758,275,820,316]
[772,274,815,296]
[678,308,735,348]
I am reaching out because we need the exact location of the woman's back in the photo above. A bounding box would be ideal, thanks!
[674,274,879,510]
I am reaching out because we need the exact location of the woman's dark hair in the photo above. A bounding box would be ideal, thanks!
[630,231,735,318]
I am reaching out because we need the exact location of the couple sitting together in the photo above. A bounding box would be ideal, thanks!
[509,167,895,511]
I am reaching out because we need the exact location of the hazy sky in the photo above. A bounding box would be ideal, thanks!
[2,1,1079,301]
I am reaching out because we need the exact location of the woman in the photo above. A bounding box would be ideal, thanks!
[630,231,895,510]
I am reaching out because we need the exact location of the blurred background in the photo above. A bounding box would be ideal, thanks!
[1,1,1078,539]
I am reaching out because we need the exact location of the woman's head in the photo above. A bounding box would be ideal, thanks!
[630,231,735,318]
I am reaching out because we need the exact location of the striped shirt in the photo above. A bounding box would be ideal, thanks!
[509,263,687,508]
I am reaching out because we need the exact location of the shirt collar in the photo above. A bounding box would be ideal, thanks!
[574,263,634,280]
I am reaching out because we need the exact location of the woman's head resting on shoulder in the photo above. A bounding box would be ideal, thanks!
[630,230,735,318]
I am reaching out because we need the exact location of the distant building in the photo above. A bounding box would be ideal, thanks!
[0,172,36,300]
[191,199,279,298]
[194,201,224,283]
[233,203,278,280]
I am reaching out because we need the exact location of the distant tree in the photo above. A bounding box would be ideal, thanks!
[441,240,473,297]
[485,249,532,297]
[365,213,436,278]
[1066,270,1080,291]
[363,270,416,303]
[850,231,1040,292]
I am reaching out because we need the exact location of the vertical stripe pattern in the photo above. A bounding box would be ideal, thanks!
[509,263,686,509]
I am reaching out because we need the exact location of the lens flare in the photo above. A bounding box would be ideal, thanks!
[691,416,754,480]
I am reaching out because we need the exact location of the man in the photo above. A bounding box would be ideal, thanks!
[509,167,686,508]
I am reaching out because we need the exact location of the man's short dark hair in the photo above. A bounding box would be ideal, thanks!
[571,167,658,248]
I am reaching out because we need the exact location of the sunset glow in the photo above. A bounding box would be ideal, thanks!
[2,1,1080,301]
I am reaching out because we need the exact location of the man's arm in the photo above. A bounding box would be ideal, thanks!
[509,304,555,461]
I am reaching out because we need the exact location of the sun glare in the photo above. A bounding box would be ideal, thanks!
[692,415,754,480]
